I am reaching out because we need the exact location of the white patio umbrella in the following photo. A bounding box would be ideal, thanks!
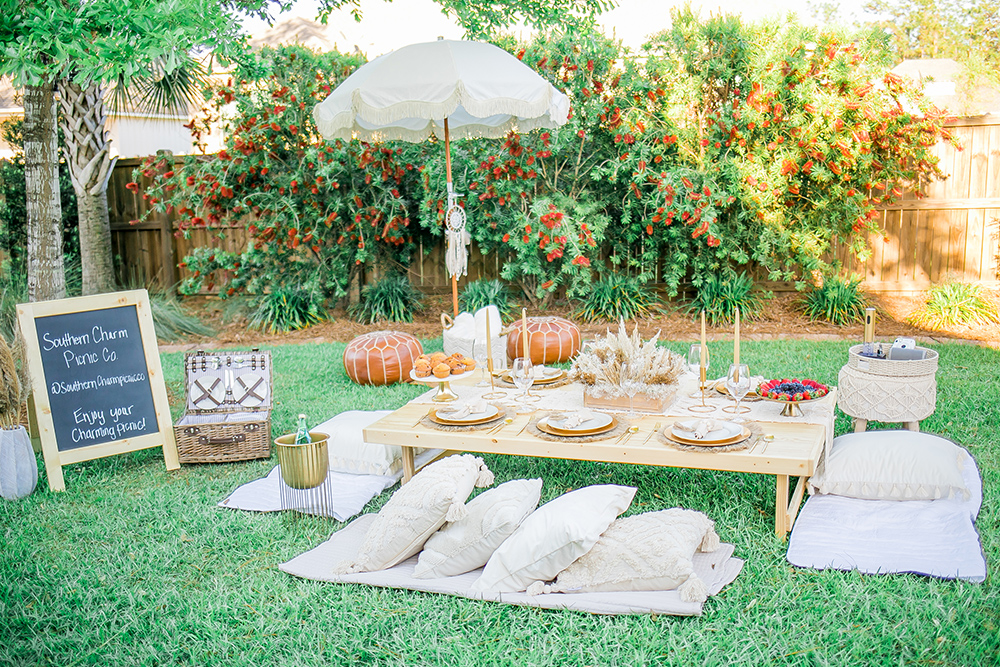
[313,38,570,315]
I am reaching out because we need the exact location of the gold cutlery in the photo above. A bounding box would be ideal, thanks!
[616,426,639,444]
[487,417,513,435]
[642,422,662,444]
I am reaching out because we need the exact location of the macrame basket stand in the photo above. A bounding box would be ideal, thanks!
[838,344,938,432]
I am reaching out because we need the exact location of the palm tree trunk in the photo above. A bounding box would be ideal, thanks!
[59,78,117,295]
[23,81,67,303]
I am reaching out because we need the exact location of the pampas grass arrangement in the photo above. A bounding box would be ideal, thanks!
[570,322,685,398]
[0,335,22,429]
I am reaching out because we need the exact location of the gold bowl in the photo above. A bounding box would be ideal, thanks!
[275,431,330,489]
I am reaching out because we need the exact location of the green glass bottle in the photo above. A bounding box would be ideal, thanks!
[294,414,310,444]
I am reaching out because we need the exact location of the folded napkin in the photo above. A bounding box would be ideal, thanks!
[552,409,597,429]
[439,398,490,420]
[674,419,721,440]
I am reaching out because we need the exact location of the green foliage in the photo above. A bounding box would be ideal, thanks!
[908,281,1000,329]
[349,275,424,324]
[574,273,663,322]
[0,119,80,264]
[248,286,327,334]
[801,276,869,325]
[0,260,27,341]
[459,279,515,320]
[688,272,767,326]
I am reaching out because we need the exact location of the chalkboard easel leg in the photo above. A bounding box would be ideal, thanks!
[27,393,42,454]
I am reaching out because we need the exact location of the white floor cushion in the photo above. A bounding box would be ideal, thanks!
[314,410,403,476]
[414,478,543,579]
[549,508,720,602]
[788,446,986,582]
[334,454,494,574]
[471,484,636,593]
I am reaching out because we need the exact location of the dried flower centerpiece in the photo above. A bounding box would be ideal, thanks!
[571,323,686,412]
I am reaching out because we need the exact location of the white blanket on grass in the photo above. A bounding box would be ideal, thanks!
[279,513,744,616]
[787,449,985,582]
[218,449,443,522]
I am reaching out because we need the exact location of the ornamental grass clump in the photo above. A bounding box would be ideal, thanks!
[574,274,662,323]
[688,273,767,326]
[801,276,869,326]
[908,282,1000,330]
[350,275,424,324]
[459,279,514,321]
[249,287,327,333]
[0,335,21,428]
[570,322,685,399]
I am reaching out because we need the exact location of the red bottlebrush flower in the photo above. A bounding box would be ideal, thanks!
[541,280,554,289]
[646,224,653,235]
[781,159,798,175]
[586,59,594,71]
[186,176,196,186]
[125,181,139,192]
[681,177,694,189]
[707,235,720,247]
[516,49,525,60]
[522,235,530,244]
[502,233,510,243]
[700,139,710,147]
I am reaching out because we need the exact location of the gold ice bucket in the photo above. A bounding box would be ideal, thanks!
[275,432,330,489]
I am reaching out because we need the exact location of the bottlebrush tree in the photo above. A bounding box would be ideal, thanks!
[614,11,956,292]
[132,45,425,298]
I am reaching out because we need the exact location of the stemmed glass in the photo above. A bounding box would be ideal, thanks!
[510,357,535,413]
[473,340,491,387]
[687,344,714,412]
[723,363,751,421]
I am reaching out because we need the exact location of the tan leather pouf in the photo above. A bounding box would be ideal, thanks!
[506,316,582,365]
[343,331,423,386]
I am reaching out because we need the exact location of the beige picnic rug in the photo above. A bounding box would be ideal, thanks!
[280,514,744,616]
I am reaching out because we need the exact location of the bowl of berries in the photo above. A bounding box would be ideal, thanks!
[756,378,830,416]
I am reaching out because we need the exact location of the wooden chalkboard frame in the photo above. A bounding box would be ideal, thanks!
[17,289,179,492]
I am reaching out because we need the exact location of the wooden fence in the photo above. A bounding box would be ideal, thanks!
[108,117,1000,295]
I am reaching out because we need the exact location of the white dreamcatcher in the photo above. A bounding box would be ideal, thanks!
[444,185,470,280]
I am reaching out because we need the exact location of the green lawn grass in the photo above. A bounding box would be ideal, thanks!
[2,339,998,666]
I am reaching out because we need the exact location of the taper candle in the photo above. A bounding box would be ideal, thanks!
[700,311,707,368]
[485,309,494,373]
[734,306,741,366]
[521,307,529,359]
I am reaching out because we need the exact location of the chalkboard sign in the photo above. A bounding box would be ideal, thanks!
[18,290,179,492]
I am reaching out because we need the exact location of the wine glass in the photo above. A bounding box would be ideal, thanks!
[686,344,715,413]
[473,340,490,387]
[724,363,751,421]
[510,357,535,413]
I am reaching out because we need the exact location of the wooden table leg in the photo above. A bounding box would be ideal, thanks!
[853,418,867,433]
[775,474,789,538]
[401,447,416,484]
[905,421,919,432]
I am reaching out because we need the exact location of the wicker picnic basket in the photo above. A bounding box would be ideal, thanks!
[174,349,273,464]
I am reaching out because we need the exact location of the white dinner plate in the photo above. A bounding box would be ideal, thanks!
[435,404,500,423]
[546,412,613,432]
[672,420,743,443]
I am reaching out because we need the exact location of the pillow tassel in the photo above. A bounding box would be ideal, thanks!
[445,501,468,522]
[333,560,364,575]
[525,581,552,596]
[699,528,720,553]
[475,463,495,488]
[678,574,708,603]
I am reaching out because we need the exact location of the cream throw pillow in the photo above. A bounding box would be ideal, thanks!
[413,478,543,579]
[334,454,494,574]
[547,508,720,602]
[807,431,969,501]
[471,484,636,593]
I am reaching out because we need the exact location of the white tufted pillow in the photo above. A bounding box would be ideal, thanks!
[547,508,720,602]
[413,478,543,579]
[334,454,494,574]
[807,431,969,501]
[471,484,635,593]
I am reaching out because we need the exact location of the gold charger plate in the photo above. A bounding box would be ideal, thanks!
[664,426,751,448]
[501,369,566,386]
[429,406,504,427]
[537,415,618,437]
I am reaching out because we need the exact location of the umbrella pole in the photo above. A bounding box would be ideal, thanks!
[445,118,458,317]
